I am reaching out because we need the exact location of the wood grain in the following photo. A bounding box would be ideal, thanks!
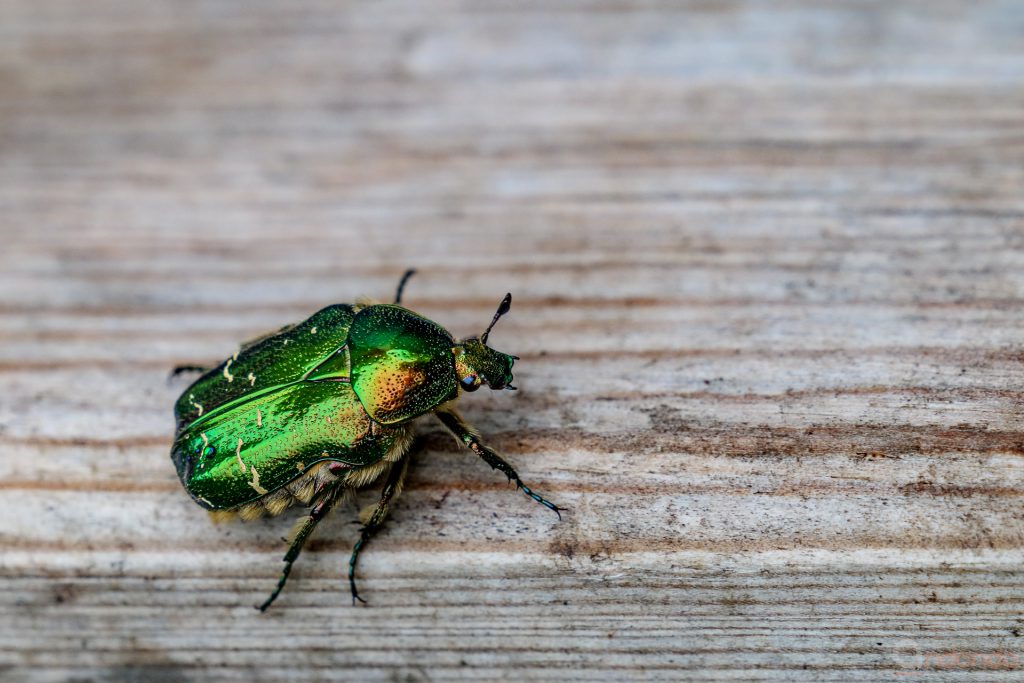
[2,1,1024,681]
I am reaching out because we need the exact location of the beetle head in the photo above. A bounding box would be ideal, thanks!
[452,293,518,392]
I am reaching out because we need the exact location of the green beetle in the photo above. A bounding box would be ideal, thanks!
[170,271,562,610]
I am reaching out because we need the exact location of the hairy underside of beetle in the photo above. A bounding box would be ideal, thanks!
[208,422,415,523]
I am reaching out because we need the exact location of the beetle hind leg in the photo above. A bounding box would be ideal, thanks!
[257,481,346,612]
[348,455,411,605]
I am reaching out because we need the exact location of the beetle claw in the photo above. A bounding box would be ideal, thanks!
[350,576,369,606]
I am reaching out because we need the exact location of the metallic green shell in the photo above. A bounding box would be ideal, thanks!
[171,302,460,510]
[172,380,401,510]
[348,305,458,425]
[173,305,355,431]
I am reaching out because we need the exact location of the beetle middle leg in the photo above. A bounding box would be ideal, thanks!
[348,455,411,604]
[435,409,564,518]
[257,479,346,612]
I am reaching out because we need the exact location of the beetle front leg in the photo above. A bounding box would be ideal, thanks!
[348,456,411,605]
[257,480,345,612]
[435,410,564,518]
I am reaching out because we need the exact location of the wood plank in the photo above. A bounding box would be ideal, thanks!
[2,1,1024,680]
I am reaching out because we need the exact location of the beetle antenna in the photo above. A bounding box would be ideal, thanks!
[481,293,512,344]
[394,269,416,304]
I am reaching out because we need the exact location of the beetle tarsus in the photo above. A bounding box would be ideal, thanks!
[348,534,373,606]
[347,457,411,606]
[518,482,566,519]
[257,562,293,612]
[350,576,368,605]
[257,482,344,612]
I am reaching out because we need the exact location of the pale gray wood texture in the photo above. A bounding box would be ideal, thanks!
[2,1,1024,681]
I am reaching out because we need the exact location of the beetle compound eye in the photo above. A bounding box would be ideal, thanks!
[461,375,480,391]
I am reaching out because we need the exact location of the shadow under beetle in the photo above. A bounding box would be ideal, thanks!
[169,270,563,610]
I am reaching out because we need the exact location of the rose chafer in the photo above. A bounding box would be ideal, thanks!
[170,271,562,610]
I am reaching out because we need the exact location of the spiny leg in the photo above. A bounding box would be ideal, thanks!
[394,268,416,304]
[435,409,564,518]
[257,480,346,612]
[348,456,411,604]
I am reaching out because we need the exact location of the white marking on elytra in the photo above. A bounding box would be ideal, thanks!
[199,432,209,468]
[223,358,234,383]
[249,466,267,495]
[310,326,317,334]
[256,409,263,427]
[248,372,256,386]
[235,438,246,474]
[189,394,204,417]
[325,415,332,424]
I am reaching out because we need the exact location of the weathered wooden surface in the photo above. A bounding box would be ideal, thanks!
[3,1,1024,681]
